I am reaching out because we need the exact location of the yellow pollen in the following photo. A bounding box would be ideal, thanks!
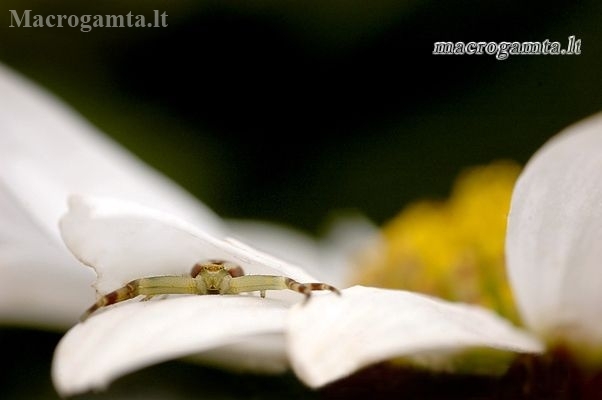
[353,161,521,322]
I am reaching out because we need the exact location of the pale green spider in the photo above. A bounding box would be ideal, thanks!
[81,259,341,321]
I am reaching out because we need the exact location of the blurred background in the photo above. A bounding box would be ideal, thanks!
[1,0,601,398]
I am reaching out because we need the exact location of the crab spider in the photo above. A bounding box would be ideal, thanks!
[81,260,341,321]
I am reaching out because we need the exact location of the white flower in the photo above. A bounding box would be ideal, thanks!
[3,61,601,397]
[51,193,541,395]
[54,113,602,395]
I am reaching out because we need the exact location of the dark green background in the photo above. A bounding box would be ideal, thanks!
[1,1,601,398]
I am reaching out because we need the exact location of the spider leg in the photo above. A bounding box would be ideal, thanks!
[227,275,340,301]
[81,276,199,321]
[286,279,342,304]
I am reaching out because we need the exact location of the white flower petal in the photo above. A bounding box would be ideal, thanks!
[0,186,95,328]
[0,63,221,327]
[60,195,317,299]
[52,296,289,396]
[0,181,92,331]
[287,286,543,388]
[0,63,222,238]
[507,113,602,347]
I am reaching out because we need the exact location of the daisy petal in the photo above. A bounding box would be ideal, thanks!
[0,186,94,328]
[52,295,289,396]
[287,286,542,388]
[0,63,222,239]
[507,113,602,349]
[60,195,317,297]
[0,63,221,327]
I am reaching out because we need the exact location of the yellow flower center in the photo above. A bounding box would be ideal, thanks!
[354,161,521,322]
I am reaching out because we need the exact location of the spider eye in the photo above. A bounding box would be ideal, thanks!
[191,260,243,278]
